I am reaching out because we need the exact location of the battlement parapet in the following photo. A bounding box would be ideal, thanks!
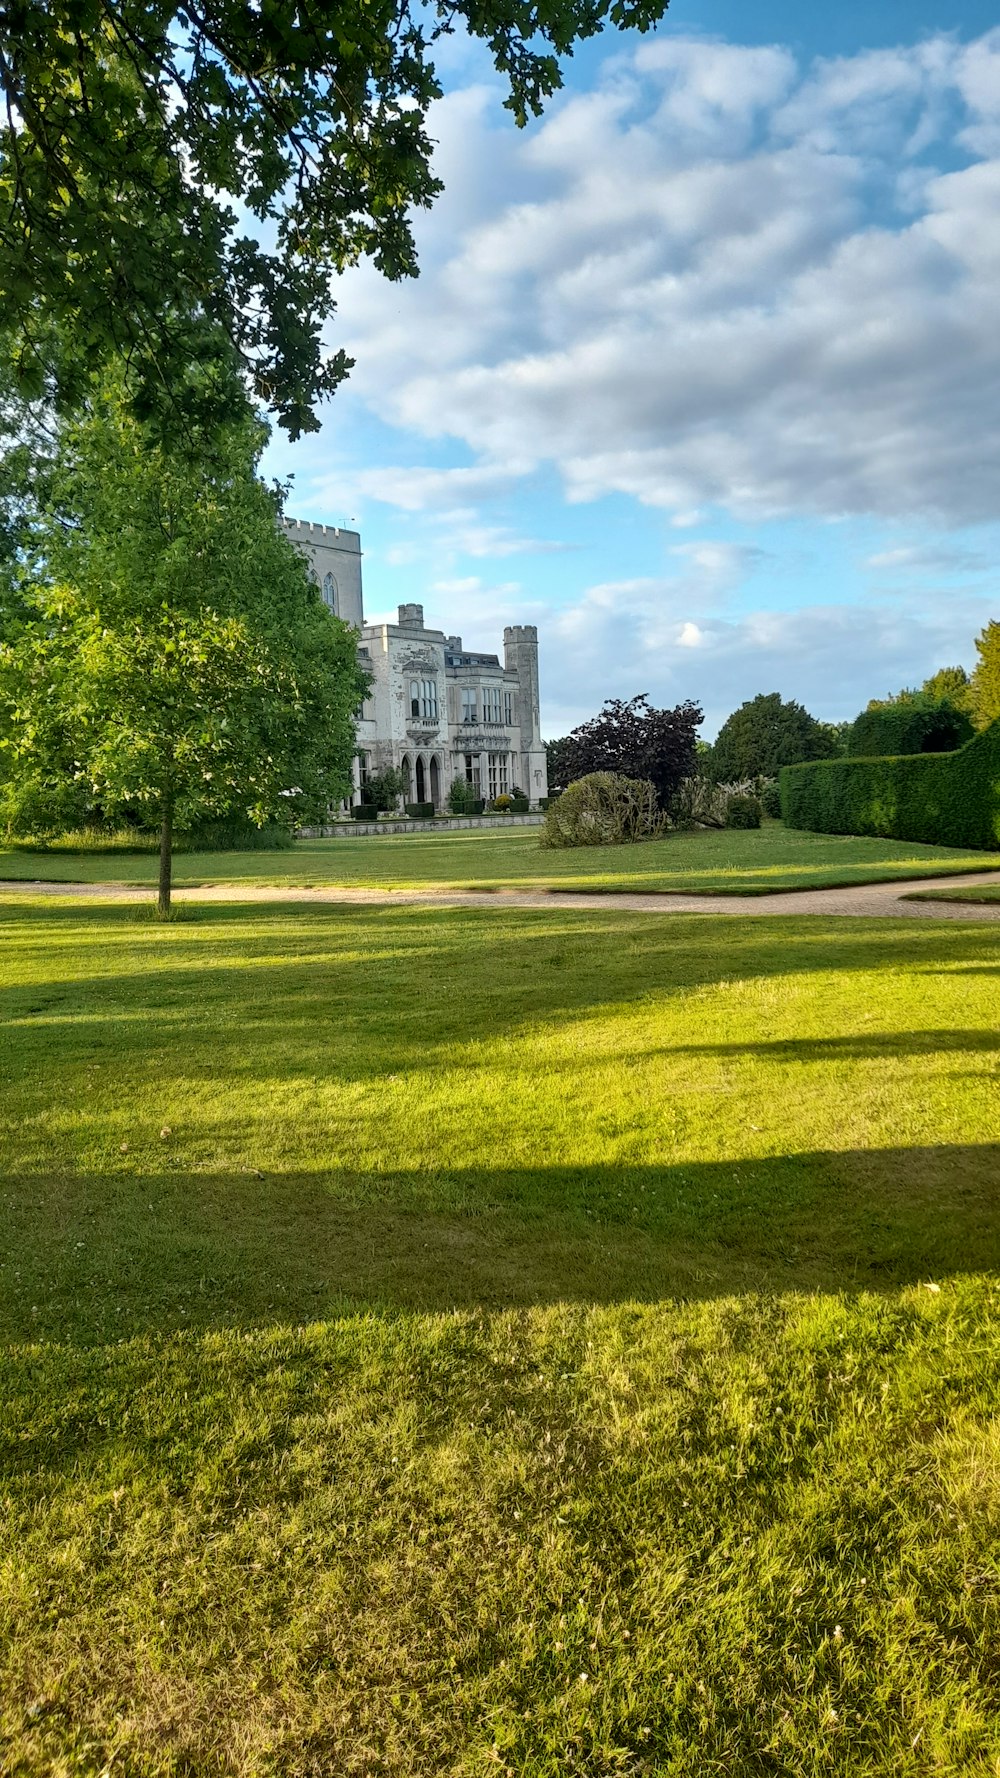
[283,517,361,549]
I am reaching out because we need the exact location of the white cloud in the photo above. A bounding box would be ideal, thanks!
[864,542,990,574]
[539,574,993,739]
[327,28,1000,529]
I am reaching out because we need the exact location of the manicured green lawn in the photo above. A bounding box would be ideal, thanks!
[3,897,1000,1775]
[2,819,1000,894]
[906,883,1000,904]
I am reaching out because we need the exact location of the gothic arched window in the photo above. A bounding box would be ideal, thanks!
[322,571,338,613]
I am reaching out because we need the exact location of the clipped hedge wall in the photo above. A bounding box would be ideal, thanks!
[781,720,1000,849]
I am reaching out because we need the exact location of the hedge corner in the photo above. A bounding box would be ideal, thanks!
[779,720,1000,850]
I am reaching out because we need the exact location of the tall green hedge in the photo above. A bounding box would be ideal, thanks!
[780,720,1000,849]
[846,699,973,758]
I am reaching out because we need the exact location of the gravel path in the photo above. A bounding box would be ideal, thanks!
[3,870,1000,918]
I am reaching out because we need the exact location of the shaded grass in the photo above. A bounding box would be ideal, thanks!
[3,820,1000,894]
[2,899,1000,1774]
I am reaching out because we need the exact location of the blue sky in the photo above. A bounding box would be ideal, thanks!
[263,0,1000,739]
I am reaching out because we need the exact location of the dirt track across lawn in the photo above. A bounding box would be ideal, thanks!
[3,870,1000,919]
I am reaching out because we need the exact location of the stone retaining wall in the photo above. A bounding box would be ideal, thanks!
[299,814,545,838]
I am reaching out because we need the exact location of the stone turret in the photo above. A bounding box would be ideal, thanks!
[282,518,364,630]
[504,624,547,802]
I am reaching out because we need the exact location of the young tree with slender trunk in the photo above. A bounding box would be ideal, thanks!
[0,368,368,913]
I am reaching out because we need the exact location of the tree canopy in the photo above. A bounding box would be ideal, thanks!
[970,623,1000,731]
[707,692,838,782]
[1,0,674,435]
[547,695,702,809]
[0,368,368,909]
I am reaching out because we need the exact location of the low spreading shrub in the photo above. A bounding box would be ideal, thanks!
[183,817,296,851]
[492,794,513,813]
[8,818,297,853]
[781,720,1000,848]
[541,773,665,848]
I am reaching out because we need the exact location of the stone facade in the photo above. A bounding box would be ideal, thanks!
[283,519,548,810]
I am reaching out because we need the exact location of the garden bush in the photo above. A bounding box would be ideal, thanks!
[492,794,513,813]
[725,794,762,829]
[781,719,1000,849]
[541,772,664,848]
[510,797,530,813]
[446,776,479,815]
[405,802,434,818]
[759,779,782,819]
[353,804,378,822]
[8,816,298,853]
[364,767,406,813]
[671,778,765,829]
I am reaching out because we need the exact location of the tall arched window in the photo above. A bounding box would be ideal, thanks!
[322,572,338,613]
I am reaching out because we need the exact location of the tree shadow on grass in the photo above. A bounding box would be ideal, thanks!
[3,1145,998,1347]
[3,901,999,1070]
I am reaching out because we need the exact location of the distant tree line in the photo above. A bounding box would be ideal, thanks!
[544,622,1000,801]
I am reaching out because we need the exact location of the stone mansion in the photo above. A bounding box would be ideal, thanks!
[284,519,548,809]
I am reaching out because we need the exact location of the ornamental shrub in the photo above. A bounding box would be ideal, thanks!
[447,775,479,814]
[365,766,406,812]
[671,777,764,828]
[725,794,762,829]
[541,772,664,848]
[781,720,1000,849]
[759,779,782,818]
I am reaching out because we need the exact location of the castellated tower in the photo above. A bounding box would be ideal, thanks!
[282,519,364,631]
[504,624,548,802]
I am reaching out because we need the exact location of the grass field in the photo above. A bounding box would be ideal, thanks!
[907,883,1000,905]
[2,820,1000,896]
[2,894,1000,1774]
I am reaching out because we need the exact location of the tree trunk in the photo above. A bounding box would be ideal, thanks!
[158,794,173,918]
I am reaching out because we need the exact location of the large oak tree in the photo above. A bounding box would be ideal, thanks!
[0,0,673,434]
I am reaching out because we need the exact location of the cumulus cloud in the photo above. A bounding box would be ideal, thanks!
[329,28,1000,528]
[539,575,991,739]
